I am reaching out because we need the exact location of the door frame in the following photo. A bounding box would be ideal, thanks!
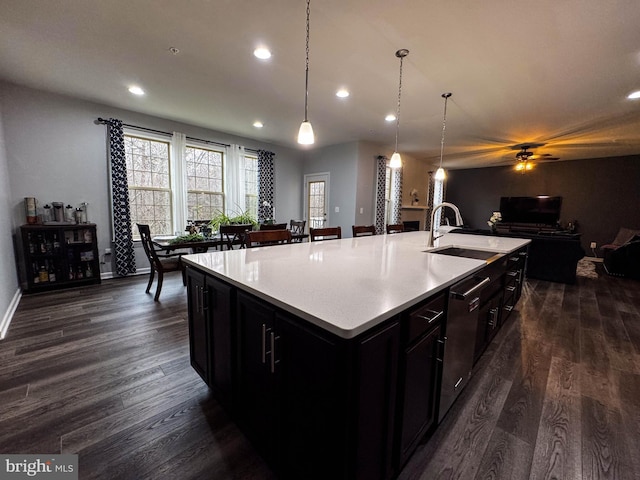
[303,172,330,230]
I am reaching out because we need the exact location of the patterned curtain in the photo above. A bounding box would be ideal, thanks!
[257,150,275,223]
[425,171,435,232]
[391,168,403,224]
[374,156,387,234]
[107,119,136,276]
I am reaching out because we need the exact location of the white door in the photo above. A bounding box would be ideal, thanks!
[304,173,329,230]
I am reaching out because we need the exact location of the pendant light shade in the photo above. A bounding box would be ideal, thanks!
[389,152,402,169]
[390,49,409,168]
[436,92,452,180]
[297,0,314,145]
[298,121,314,145]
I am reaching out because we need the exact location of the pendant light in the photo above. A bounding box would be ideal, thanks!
[389,49,409,169]
[297,0,315,145]
[435,92,452,181]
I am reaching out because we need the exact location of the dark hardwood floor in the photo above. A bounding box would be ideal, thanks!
[1,263,639,479]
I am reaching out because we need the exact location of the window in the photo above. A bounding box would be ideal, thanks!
[244,154,258,219]
[122,132,262,240]
[186,145,224,221]
[124,135,172,238]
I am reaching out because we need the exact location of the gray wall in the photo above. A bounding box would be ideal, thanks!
[0,102,20,336]
[1,81,304,284]
[303,142,359,236]
[446,156,640,256]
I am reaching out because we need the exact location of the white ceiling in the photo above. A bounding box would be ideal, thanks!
[2,0,640,169]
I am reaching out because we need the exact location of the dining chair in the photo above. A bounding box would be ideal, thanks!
[289,220,307,242]
[386,224,405,234]
[259,222,288,231]
[309,226,342,242]
[137,224,185,301]
[244,229,292,248]
[352,225,377,237]
[219,224,253,250]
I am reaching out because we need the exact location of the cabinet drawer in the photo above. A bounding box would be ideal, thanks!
[407,294,445,344]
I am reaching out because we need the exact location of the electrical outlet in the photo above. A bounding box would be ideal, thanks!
[105,247,112,255]
[590,242,597,249]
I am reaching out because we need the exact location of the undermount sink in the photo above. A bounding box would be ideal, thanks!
[429,247,504,263]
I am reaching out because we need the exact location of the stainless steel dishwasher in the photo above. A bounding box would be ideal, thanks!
[438,274,490,422]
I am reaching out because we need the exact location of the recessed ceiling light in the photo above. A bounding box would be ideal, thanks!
[128,86,145,96]
[253,121,264,128]
[385,114,396,122]
[336,89,349,98]
[254,47,271,60]
[627,90,640,99]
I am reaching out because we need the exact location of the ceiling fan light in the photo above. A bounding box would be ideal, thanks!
[298,121,315,144]
[435,167,446,180]
[389,152,402,169]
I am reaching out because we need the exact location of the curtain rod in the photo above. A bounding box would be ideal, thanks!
[96,117,260,153]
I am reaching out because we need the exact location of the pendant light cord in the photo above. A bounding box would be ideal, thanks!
[303,0,311,123]
[394,50,408,152]
[439,93,452,168]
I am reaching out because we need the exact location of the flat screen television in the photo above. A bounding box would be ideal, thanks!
[499,196,562,226]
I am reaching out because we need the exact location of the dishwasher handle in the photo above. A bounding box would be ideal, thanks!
[451,276,490,300]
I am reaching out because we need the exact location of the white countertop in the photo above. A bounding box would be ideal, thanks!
[182,231,530,339]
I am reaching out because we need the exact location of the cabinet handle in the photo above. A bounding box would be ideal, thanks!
[436,338,446,362]
[454,377,463,389]
[504,305,514,312]
[506,271,518,277]
[261,324,267,364]
[270,331,280,374]
[451,277,490,300]
[509,256,519,262]
[506,285,516,292]
[519,251,527,257]
[488,307,498,327]
[416,309,444,324]
[202,289,209,312]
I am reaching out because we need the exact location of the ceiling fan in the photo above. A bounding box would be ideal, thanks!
[512,143,560,172]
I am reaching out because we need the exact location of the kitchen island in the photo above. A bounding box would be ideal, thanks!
[182,231,530,479]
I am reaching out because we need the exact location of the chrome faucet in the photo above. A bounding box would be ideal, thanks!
[427,202,464,247]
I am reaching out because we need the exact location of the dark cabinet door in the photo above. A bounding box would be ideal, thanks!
[206,275,234,408]
[236,291,279,462]
[276,313,348,479]
[354,320,400,480]
[186,267,210,385]
[474,291,502,362]
[398,323,442,467]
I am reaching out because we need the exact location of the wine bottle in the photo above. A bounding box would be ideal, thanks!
[49,261,56,282]
[39,264,49,283]
[53,234,61,253]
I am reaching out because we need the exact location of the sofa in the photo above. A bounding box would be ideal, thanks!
[451,228,585,284]
[601,227,640,279]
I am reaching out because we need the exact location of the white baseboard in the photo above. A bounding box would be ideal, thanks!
[1,288,22,340]
[100,268,149,280]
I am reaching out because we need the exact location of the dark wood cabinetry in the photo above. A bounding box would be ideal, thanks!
[21,224,100,293]
[185,244,528,480]
[235,290,401,480]
[397,293,445,468]
[503,247,527,321]
[186,267,233,408]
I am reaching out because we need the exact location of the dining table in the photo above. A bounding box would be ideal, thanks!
[153,236,223,253]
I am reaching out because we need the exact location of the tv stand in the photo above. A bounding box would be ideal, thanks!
[496,223,563,235]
